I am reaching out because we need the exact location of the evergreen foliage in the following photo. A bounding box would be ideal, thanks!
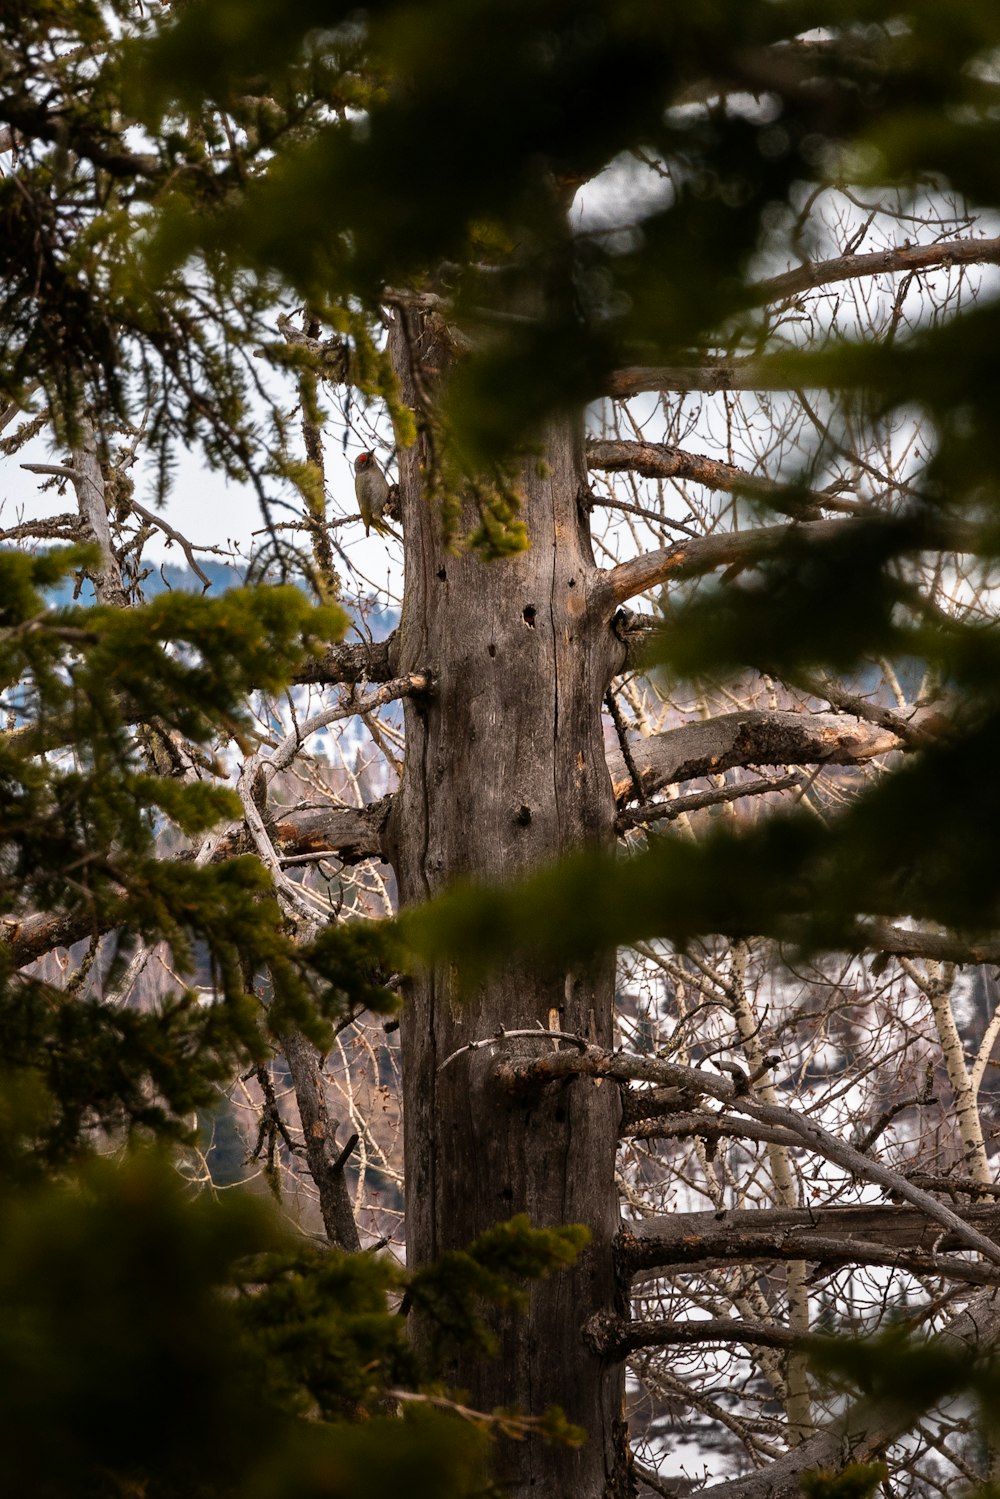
[2,550,344,1154]
[0,1154,491,1498]
[0,537,581,1490]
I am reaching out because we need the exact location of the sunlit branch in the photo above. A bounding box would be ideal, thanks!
[622,1204,1000,1282]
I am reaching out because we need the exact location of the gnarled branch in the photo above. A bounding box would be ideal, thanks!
[587,440,860,516]
[606,708,926,804]
[585,1312,798,1359]
[292,633,395,685]
[621,1205,1000,1281]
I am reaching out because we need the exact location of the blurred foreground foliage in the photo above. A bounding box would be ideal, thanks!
[127,0,1000,952]
[0,540,586,1495]
[406,705,1000,971]
[0,1153,588,1498]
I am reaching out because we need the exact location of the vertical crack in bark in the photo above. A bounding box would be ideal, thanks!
[387,310,624,1496]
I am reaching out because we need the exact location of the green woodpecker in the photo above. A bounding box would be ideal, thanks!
[354,452,391,537]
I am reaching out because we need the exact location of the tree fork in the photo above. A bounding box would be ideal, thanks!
[386,308,632,1498]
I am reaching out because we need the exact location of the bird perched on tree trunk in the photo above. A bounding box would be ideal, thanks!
[354,452,392,537]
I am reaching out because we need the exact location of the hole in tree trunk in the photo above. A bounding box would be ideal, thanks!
[522,605,536,627]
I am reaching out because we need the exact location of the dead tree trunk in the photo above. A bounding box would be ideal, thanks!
[387,311,631,1497]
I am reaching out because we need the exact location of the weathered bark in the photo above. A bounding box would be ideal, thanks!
[622,1205,1000,1273]
[586,1313,799,1358]
[606,708,932,803]
[72,415,129,611]
[267,801,390,866]
[386,312,630,1497]
[292,633,395,686]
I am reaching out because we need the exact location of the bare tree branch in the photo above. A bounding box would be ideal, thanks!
[597,513,977,610]
[623,1105,817,1149]
[126,495,215,590]
[1,801,390,968]
[586,1313,799,1358]
[20,462,80,480]
[752,236,1000,307]
[292,633,395,685]
[847,920,1000,966]
[617,773,804,828]
[695,1291,1000,1499]
[71,415,128,610]
[500,1044,1000,1267]
[597,518,847,609]
[263,674,427,781]
[587,440,861,516]
[784,671,949,748]
[280,1028,361,1251]
[607,708,923,804]
[0,513,83,543]
[607,237,1000,403]
[608,359,809,400]
[622,1205,1000,1277]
